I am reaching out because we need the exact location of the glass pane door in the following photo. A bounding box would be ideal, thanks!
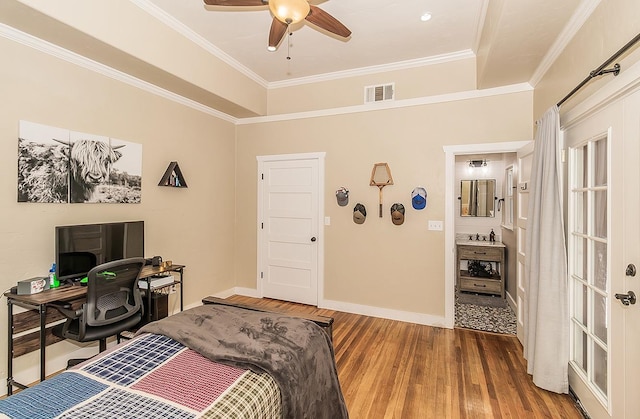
[569,136,609,405]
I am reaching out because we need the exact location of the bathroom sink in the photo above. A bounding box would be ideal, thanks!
[456,239,504,247]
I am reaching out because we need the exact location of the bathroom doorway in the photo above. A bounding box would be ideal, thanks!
[443,141,531,335]
[454,152,516,334]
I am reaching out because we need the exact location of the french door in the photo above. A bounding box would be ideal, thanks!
[565,88,640,418]
[567,130,609,412]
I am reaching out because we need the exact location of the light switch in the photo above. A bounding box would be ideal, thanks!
[428,220,443,231]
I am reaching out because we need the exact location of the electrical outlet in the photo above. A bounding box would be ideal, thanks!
[428,220,443,231]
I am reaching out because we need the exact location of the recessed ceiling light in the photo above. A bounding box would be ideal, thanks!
[420,12,432,22]
[267,46,277,52]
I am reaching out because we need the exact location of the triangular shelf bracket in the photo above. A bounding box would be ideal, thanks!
[158,161,188,188]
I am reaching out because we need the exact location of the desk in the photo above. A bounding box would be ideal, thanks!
[4,263,185,395]
[139,264,185,324]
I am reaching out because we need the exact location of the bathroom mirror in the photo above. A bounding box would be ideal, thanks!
[460,179,496,217]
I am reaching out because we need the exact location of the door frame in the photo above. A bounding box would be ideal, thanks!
[443,141,531,328]
[256,152,326,305]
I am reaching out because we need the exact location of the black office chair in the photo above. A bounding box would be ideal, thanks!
[52,257,145,364]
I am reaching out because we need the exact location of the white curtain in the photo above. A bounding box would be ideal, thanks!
[524,105,569,393]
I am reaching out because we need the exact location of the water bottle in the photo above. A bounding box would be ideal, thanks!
[49,263,59,288]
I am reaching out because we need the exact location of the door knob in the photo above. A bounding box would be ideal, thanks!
[310,237,317,242]
[615,291,637,306]
[626,264,636,277]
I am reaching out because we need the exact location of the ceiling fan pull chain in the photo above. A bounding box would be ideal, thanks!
[286,30,292,60]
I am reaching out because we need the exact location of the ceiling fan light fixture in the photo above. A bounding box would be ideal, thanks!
[420,12,432,22]
[269,0,310,25]
[267,45,277,52]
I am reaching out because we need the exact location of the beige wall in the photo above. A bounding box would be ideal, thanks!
[267,57,477,115]
[235,92,533,316]
[8,0,638,384]
[5,0,267,117]
[534,0,640,118]
[0,36,236,378]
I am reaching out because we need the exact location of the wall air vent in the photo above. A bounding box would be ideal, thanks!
[364,83,395,104]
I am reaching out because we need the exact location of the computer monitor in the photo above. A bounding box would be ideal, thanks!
[55,221,144,283]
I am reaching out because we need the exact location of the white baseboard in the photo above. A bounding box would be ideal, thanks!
[212,287,260,299]
[320,299,449,328]
[226,288,449,328]
[233,287,261,298]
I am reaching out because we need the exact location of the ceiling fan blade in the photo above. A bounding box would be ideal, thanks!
[269,17,288,48]
[305,5,351,38]
[203,0,266,6]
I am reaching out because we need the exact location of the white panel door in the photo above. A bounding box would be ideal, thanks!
[516,142,534,344]
[564,88,640,418]
[258,155,321,306]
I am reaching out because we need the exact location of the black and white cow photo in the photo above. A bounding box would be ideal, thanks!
[18,121,142,203]
[17,122,69,203]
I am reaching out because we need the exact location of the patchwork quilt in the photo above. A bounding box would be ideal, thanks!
[139,305,349,419]
[0,333,281,419]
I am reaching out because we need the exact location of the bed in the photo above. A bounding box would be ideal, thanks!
[0,304,348,419]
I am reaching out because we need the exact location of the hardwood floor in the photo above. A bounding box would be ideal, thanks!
[225,295,582,419]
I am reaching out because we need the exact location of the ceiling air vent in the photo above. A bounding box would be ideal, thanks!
[364,83,395,104]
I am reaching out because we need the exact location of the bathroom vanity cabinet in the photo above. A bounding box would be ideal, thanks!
[456,242,505,298]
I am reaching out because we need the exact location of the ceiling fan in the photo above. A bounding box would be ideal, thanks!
[203,0,352,50]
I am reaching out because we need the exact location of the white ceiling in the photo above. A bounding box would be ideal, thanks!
[0,0,592,117]
[145,0,587,87]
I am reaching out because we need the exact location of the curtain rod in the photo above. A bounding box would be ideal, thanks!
[557,32,640,107]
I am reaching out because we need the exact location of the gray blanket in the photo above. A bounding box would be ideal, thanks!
[138,305,348,419]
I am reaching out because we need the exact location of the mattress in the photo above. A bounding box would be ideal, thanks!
[0,333,281,419]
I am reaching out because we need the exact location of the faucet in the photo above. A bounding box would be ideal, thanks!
[475,233,480,241]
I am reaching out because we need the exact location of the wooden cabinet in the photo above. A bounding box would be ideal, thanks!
[457,243,505,298]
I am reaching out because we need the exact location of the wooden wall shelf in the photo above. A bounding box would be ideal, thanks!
[158,161,188,188]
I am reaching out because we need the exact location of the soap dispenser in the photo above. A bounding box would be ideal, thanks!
[489,228,496,243]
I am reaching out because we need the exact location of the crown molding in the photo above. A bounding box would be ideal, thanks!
[2,20,531,127]
[472,0,491,54]
[267,50,476,89]
[131,0,270,89]
[133,0,476,91]
[0,23,238,124]
[237,82,533,125]
[529,0,601,87]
